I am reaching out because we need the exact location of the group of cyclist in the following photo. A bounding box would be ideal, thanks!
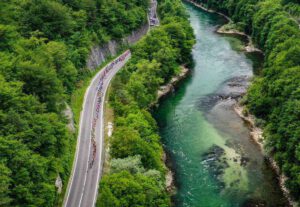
[149,0,159,26]
[88,50,131,169]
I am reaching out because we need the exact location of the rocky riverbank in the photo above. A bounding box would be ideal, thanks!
[155,65,191,194]
[233,105,264,151]
[184,0,230,21]
[197,48,294,205]
[206,64,296,206]
[156,66,190,103]
[162,151,176,194]
[217,25,262,53]
[185,3,291,202]
[202,74,296,206]
[149,65,191,194]
[184,0,263,54]
[234,104,297,207]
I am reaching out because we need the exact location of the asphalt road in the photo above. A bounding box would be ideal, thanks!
[149,0,159,26]
[64,1,159,206]
[63,51,131,207]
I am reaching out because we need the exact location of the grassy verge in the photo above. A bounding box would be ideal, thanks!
[103,85,115,175]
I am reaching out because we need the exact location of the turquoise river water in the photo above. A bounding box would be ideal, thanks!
[154,3,289,207]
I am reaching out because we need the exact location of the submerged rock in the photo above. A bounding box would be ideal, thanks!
[197,75,251,111]
[242,198,267,207]
[202,145,225,161]
[240,156,250,167]
[201,145,228,188]
[217,75,251,99]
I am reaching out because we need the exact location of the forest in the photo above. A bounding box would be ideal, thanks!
[0,0,149,206]
[192,0,300,201]
[96,0,195,206]
[2,0,299,205]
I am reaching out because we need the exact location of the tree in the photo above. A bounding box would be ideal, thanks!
[97,171,169,207]
[111,127,162,170]
[0,162,12,206]
[0,24,19,51]
[16,61,64,112]
[41,41,78,93]
[0,0,151,206]
[110,156,145,174]
[20,0,74,39]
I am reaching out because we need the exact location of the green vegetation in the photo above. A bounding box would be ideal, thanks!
[192,0,300,200]
[0,0,148,206]
[97,0,195,206]
[219,22,245,33]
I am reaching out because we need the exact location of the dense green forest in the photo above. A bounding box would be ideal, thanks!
[0,0,148,206]
[97,0,195,206]
[191,0,300,200]
[4,0,299,205]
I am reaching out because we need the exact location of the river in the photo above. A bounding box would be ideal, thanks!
[154,3,288,207]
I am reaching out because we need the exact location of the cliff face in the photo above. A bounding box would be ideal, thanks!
[87,22,149,70]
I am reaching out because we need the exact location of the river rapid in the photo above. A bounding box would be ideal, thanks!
[154,3,289,207]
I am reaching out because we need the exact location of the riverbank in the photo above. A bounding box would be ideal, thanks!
[154,65,191,194]
[102,66,190,195]
[234,103,297,207]
[154,65,190,194]
[184,0,230,21]
[201,0,296,202]
[194,0,297,203]
[163,151,176,194]
[217,25,262,53]
[186,1,293,203]
[184,0,263,54]
[153,2,293,206]
[156,66,190,104]
[96,0,196,205]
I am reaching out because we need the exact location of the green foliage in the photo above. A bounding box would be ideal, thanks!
[0,75,74,206]
[20,0,75,39]
[97,171,169,207]
[107,0,195,172]
[98,0,195,206]
[0,0,148,206]
[111,127,163,170]
[16,61,64,112]
[0,24,19,51]
[0,162,12,206]
[110,156,145,174]
[193,0,300,200]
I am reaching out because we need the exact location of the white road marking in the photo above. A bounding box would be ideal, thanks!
[64,51,131,207]
[64,67,94,207]
[63,1,158,204]
[78,87,98,207]
[92,55,131,207]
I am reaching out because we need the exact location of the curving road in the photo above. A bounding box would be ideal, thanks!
[63,51,131,207]
[63,1,159,206]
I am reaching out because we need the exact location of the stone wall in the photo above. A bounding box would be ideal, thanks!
[86,22,149,70]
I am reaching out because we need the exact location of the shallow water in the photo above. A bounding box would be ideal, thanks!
[154,3,288,207]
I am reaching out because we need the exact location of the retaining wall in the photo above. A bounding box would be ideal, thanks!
[87,22,149,70]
